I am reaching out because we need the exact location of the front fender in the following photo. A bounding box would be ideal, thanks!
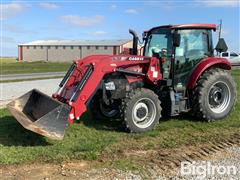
[187,57,231,89]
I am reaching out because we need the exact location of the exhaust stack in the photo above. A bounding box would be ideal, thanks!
[129,29,139,55]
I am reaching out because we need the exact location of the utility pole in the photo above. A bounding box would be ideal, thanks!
[217,19,222,56]
[218,19,222,40]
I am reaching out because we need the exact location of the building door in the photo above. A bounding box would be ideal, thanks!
[113,46,117,55]
[18,46,23,61]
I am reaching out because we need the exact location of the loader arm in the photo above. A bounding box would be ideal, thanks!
[56,55,161,124]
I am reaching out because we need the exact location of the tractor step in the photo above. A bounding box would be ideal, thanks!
[7,89,71,140]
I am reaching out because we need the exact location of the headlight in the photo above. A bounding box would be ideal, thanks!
[105,81,116,90]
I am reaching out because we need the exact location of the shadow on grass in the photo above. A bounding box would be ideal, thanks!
[78,110,200,133]
[0,110,202,148]
[160,112,200,122]
[78,111,125,132]
[0,116,50,147]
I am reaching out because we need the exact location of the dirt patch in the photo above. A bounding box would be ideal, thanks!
[0,164,60,180]
[0,161,141,180]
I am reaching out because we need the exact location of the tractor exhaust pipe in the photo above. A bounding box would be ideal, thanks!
[129,29,138,55]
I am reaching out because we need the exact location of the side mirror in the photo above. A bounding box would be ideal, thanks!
[215,38,228,53]
[173,32,180,47]
[142,32,147,41]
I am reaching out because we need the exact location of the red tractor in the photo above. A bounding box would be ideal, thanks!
[8,24,237,140]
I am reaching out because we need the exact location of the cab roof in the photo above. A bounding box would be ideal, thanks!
[145,24,216,32]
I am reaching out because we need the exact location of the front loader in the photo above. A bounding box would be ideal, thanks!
[7,24,237,140]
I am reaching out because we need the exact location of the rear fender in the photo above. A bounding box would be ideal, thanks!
[187,57,231,89]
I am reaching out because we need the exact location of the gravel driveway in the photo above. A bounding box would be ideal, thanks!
[163,146,240,179]
[0,78,62,107]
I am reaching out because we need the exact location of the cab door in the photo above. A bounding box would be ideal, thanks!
[173,29,212,91]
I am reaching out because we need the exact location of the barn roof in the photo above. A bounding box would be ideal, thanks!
[19,39,131,46]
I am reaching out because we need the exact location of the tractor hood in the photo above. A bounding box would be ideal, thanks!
[74,54,152,66]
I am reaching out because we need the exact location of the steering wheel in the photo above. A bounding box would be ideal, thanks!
[160,48,167,57]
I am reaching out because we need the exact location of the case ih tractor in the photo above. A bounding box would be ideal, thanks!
[8,24,236,140]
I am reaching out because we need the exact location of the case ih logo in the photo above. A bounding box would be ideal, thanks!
[113,57,151,61]
[128,57,144,61]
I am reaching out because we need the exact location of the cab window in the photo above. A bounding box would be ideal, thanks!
[176,29,210,61]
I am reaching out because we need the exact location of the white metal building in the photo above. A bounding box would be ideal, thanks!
[18,39,132,62]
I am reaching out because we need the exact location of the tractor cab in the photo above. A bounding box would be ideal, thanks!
[142,24,216,83]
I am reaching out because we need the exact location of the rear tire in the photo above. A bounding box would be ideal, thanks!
[121,88,162,132]
[192,68,237,121]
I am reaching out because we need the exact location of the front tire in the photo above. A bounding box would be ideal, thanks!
[122,88,162,132]
[192,68,237,121]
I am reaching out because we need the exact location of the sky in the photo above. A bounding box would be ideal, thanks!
[1,0,240,56]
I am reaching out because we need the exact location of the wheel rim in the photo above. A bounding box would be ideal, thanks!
[100,101,118,118]
[208,81,231,114]
[132,98,157,129]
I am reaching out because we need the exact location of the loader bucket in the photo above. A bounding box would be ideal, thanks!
[7,89,71,140]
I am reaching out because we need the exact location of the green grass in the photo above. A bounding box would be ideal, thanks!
[0,59,71,74]
[0,57,18,63]
[0,70,239,165]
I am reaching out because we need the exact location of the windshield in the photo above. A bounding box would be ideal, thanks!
[144,28,172,57]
